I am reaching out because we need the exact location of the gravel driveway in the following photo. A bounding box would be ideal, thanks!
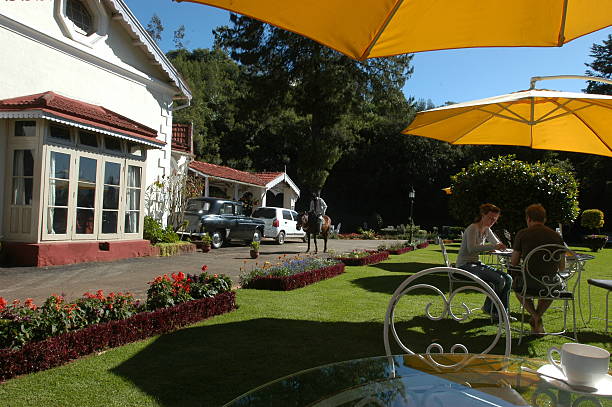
[0,238,403,304]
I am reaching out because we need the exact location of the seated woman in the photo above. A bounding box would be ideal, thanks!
[456,203,513,319]
[510,204,565,334]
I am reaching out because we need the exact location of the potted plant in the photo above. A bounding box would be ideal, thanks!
[199,233,212,253]
[580,209,607,252]
[250,240,260,259]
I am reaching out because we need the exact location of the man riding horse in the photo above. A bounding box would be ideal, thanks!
[296,191,331,253]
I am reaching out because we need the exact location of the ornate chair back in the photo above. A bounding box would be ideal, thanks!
[384,267,511,371]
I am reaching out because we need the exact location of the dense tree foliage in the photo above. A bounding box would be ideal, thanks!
[213,15,413,191]
[449,156,579,235]
[584,34,612,95]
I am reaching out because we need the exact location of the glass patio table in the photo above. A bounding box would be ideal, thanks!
[224,353,611,407]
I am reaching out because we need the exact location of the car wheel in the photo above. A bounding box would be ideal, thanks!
[211,231,224,249]
[276,231,286,245]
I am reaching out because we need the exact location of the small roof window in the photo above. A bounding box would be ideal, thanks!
[66,0,92,34]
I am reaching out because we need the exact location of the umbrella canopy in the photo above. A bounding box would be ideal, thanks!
[177,0,611,60]
[403,89,612,157]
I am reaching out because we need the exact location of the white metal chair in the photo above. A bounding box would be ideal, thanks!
[384,266,511,372]
[512,244,582,344]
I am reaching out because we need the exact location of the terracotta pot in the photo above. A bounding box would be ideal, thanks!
[201,244,211,253]
[250,249,259,259]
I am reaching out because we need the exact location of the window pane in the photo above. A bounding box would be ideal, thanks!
[12,178,25,205]
[13,150,34,177]
[49,180,69,206]
[66,0,92,33]
[24,178,33,205]
[126,189,140,210]
[78,131,98,147]
[104,162,121,185]
[51,152,70,179]
[77,184,96,207]
[102,211,118,233]
[79,157,97,183]
[50,125,71,141]
[103,186,119,209]
[125,211,139,233]
[15,121,36,137]
[75,209,95,234]
[105,137,122,152]
[47,207,68,234]
[127,166,141,187]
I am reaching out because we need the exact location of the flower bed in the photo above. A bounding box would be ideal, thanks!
[416,242,430,249]
[240,255,344,291]
[244,263,345,291]
[0,265,235,382]
[0,292,235,382]
[387,246,414,255]
[335,250,390,266]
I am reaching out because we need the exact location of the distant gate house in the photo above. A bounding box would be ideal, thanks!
[0,0,301,267]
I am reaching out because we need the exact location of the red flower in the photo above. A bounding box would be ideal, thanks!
[213,274,219,278]
[96,290,104,300]
[0,297,6,310]
[201,265,208,272]
[24,298,37,310]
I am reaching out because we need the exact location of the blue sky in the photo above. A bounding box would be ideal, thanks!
[125,0,612,106]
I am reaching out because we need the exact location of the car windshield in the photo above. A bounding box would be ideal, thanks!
[252,208,276,219]
[186,200,210,213]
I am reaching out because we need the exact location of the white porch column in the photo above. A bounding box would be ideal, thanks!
[234,184,239,200]
[204,177,209,197]
[260,188,267,207]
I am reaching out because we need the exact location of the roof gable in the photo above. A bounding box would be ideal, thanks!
[189,161,266,186]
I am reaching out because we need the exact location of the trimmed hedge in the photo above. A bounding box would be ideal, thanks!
[336,251,390,266]
[387,246,414,255]
[0,291,236,382]
[243,263,345,291]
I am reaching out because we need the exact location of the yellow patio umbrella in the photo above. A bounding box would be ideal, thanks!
[176,0,611,60]
[441,187,452,195]
[403,78,612,157]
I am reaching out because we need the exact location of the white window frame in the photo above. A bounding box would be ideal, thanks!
[72,151,100,240]
[98,156,124,239]
[123,159,145,237]
[42,146,75,241]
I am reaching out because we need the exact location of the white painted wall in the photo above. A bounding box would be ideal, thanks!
[0,0,186,233]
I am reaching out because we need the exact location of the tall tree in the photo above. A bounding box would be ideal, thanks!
[214,15,413,191]
[584,34,612,95]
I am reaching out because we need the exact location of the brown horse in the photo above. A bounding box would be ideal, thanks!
[297,211,331,253]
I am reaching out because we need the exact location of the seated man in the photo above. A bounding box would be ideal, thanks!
[510,204,564,334]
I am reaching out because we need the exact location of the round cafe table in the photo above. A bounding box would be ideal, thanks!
[224,353,611,407]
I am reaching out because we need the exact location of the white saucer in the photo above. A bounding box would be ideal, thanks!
[536,364,612,396]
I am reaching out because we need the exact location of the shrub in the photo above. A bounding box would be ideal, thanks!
[450,155,579,234]
[143,216,164,244]
[580,209,605,231]
[250,240,260,251]
[358,228,377,239]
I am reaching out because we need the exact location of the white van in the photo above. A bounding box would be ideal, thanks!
[252,207,306,244]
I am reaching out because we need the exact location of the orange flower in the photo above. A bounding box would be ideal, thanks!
[213,274,218,278]
[24,298,37,310]
[96,290,104,300]
[201,265,208,272]
[0,297,6,310]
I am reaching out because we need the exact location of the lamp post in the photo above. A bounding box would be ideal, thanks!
[408,186,415,244]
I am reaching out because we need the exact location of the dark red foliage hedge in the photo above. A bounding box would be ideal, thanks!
[387,246,414,255]
[417,242,430,249]
[0,291,236,382]
[244,263,345,291]
[336,251,390,266]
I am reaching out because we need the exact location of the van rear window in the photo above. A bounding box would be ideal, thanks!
[252,208,276,219]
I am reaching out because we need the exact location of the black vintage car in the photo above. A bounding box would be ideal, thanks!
[182,197,265,249]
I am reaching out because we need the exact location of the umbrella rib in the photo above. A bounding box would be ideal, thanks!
[532,99,574,123]
[445,106,507,143]
[489,103,530,123]
[359,0,405,60]
[408,103,522,132]
[536,104,590,124]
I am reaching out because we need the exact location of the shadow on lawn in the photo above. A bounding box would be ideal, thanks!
[110,316,509,407]
[372,262,440,274]
[353,269,453,295]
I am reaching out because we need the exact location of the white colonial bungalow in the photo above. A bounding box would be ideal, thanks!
[0,0,191,266]
[188,161,300,211]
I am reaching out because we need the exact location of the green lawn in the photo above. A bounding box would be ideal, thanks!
[0,244,610,406]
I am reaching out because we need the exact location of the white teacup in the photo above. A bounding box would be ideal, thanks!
[547,343,610,386]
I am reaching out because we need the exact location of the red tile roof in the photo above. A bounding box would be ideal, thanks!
[255,172,283,184]
[0,91,163,145]
[189,161,266,186]
[172,123,192,153]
